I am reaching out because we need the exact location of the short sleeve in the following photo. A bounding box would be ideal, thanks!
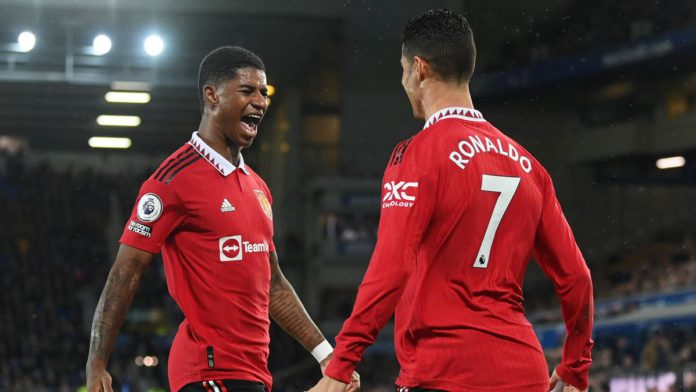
[119,178,187,254]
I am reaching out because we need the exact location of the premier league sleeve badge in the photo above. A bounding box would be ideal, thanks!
[137,193,164,222]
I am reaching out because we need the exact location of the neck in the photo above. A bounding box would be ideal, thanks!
[420,81,474,121]
[197,115,241,165]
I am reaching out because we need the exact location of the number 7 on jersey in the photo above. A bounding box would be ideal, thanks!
[474,175,521,268]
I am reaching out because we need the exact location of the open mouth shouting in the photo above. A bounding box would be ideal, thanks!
[240,112,263,139]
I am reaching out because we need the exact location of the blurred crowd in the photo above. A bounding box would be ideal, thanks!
[0,151,180,391]
[0,153,113,391]
[322,213,378,256]
[485,0,696,71]
[525,233,696,324]
[546,327,696,391]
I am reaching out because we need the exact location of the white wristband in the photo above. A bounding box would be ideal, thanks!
[311,340,333,363]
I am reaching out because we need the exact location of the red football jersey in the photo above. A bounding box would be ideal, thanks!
[120,132,276,392]
[326,108,594,391]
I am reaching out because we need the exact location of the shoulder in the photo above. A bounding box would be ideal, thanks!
[137,142,202,199]
[148,143,200,184]
[386,136,416,167]
[243,164,265,185]
[403,121,455,165]
[495,128,551,190]
[244,164,273,195]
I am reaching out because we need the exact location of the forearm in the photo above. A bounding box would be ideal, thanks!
[326,264,408,382]
[86,259,146,369]
[557,267,594,389]
[269,276,325,352]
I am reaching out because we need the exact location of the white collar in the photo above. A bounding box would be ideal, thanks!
[188,132,249,176]
[423,107,485,129]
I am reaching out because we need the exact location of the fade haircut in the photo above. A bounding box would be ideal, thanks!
[401,9,476,83]
[197,46,266,113]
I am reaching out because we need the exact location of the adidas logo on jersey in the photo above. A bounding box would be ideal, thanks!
[220,198,236,212]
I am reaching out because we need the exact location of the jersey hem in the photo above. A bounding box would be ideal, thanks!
[119,239,160,255]
[170,371,271,392]
[396,378,548,392]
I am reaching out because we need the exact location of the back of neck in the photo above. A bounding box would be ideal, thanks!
[421,83,474,121]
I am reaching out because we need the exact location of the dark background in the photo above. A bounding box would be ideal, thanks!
[2,0,696,391]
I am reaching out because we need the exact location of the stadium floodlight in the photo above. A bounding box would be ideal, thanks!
[144,35,164,56]
[110,81,151,91]
[17,31,36,52]
[97,115,141,127]
[142,355,159,367]
[105,91,151,104]
[267,84,276,96]
[88,137,132,149]
[656,156,686,170]
[92,34,112,55]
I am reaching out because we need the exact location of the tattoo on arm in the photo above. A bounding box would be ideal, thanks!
[268,251,325,352]
[87,250,149,369]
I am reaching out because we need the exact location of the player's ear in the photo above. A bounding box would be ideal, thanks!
[203,84,220,110]
[413,56,429,82]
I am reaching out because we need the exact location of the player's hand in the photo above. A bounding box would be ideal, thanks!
[548,369,587,392]
[319,355,360,391]
[345,371,361,392]
[86,366,113,392]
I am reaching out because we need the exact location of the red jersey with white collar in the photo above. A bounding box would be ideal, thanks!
[120,132,276,391]
[325,108,593,391]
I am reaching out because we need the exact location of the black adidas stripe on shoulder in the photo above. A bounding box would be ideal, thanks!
[155,151,198,182]
[153,146,201,184]
[153,145,194,181]
[388,137,414,167]
[164,155,201,184]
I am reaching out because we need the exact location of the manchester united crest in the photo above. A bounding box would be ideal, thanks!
[254,190,273,220]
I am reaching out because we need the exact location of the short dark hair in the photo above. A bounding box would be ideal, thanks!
[198,46,266,113]
[401,9,476,83]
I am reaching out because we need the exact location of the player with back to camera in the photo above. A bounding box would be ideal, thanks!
[85,46,360,392]
[311,9,593,392]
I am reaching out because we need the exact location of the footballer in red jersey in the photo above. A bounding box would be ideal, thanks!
[311,9,593,392]
[86,46,359,392]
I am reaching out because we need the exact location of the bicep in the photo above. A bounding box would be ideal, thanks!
[268,251,285,289]
[111,244,155,275]
[534,180,588,286]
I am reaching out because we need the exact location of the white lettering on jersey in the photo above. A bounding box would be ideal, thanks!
[219,235,269,262]
[128,220,152,237]
[449,136,532,173]
[383,181,418,209]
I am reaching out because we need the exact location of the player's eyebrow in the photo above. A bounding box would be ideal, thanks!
[238,83,266,90]
[238,84,268,96]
